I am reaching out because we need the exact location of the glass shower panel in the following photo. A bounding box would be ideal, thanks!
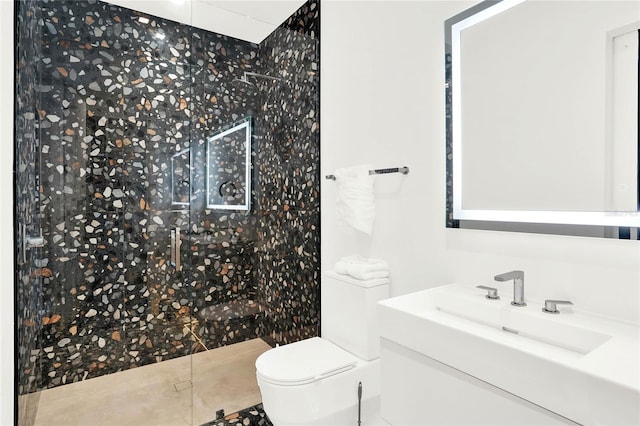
[15,0,320,423]
[15,2,46,421]
[28,0,133,391]
[187,22,265,422]
[186,1,322,421]
[15,1,196,424]
[110,3,197,423]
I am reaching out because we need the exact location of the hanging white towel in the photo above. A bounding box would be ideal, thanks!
[333,164,375,235]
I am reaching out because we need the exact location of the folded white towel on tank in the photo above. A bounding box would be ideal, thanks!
[338,254,387,267]
[334,255,390,280]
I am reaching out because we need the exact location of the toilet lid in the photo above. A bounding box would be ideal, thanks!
[256,337,358,386]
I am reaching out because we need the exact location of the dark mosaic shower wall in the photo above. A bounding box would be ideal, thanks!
[187,31,261,351]
[255,1,321,346]
[15,0,320,393]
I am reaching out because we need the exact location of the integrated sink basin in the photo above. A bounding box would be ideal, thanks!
[430,287,611,355]
[378,284,640,425]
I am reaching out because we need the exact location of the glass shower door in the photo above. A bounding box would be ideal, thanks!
[115,9,197,424]
[15,1,197,424]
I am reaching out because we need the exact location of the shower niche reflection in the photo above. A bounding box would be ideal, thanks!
[206,117,252,211]
[172,148,191,209]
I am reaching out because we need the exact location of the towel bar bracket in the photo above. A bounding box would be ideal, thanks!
[325,166,409,181]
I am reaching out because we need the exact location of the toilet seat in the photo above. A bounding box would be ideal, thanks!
[256,337,358,386]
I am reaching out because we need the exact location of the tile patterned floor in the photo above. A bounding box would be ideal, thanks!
[200,404,272,426]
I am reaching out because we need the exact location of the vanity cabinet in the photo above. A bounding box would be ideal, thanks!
[380,339,579,426]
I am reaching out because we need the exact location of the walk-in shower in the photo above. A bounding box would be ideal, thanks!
[14,0,320,424]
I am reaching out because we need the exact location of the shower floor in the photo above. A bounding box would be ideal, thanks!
[30,338,272,426]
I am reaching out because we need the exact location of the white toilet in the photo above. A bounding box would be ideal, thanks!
[255,270,390,425]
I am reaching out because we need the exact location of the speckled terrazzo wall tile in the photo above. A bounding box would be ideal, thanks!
[281,0,320,39]
[16,0,320,394]
[445,51,457,228]
[186,25,264,352]
[255,0,320,346]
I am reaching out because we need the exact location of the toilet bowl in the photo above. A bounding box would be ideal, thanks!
[255,271,390,425]
[256,337,381,425]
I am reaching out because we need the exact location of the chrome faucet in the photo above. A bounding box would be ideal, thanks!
[494,270,526,306]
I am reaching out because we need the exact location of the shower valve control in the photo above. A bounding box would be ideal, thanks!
[476,285,500,300]
[21,223,45,263]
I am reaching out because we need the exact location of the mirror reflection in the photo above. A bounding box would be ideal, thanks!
[171,148,191,208]
[446,0,640,233]
[206,117,252,210]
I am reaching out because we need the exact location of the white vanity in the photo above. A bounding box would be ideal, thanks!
[378,284,640,425]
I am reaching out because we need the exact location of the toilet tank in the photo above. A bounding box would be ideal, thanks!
[321,270,390,361]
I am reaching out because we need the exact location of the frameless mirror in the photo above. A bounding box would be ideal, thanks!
[171,148,191,209]
[446,0,640,238]
[206,117,252,210]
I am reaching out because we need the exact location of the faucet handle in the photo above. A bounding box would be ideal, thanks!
[542,300,573,314]
[476,285,500,300]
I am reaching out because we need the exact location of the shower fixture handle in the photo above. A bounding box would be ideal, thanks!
[21,223,45,263]
[170,227,182,271]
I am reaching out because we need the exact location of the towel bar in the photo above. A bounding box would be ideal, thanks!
[325,166,409,181]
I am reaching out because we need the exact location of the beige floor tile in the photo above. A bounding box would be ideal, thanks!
[191,339,271,425]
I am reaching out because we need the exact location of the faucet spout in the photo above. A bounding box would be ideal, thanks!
[494,270,526,306]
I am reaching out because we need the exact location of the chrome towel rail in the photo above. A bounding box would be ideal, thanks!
[325,166,409,180]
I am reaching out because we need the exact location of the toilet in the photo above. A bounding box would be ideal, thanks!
[255,270,390,425]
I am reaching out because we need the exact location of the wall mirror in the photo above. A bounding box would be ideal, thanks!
[171,148,191,209]
[445,0,640,238]
[206,117,252,210]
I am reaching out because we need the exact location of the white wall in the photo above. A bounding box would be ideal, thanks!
[1,0,14,424]
[321,1,640,324]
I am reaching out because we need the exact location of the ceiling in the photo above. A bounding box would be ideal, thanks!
[103,0,307,44]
